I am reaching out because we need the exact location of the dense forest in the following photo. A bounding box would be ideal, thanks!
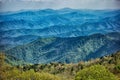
[0,51,120,80]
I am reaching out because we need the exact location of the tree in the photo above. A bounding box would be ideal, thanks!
[75,65,117,80]
[0,53,5,66]
[0,53,7,80]
[6,69,61,80]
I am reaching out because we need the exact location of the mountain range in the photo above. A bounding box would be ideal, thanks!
[0,8,120,51]
[0,8,120,64]
[5,32,120,64]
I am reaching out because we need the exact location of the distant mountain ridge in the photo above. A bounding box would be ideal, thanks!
[5,32,120,64]
[0,9,120,51]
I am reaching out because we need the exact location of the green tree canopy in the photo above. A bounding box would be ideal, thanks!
[75,65,117,80]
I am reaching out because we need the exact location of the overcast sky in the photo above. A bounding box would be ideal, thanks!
[0,0,120,12]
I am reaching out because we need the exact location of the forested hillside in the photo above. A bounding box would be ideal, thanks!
[1,51,120,80]
[5,32,120,64]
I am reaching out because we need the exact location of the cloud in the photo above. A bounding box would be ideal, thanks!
[0,0,120,12]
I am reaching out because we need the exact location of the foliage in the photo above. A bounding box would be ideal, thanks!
[75,65,117,80]
[0,53,61,80]
[0,53,10,80]
[1,51,120,80]
[6,69,61,80]
[115,64,120,73]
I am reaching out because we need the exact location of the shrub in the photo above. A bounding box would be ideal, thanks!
[115,64,120,73]
[75,65,117,80]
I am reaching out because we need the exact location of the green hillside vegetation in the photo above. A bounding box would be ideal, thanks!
[0,53,61,80]
[0,51,120,80]
[75,65,117,80]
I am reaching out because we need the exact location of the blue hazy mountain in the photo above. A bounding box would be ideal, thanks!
[0,8,120,50]
[6,32,120,64]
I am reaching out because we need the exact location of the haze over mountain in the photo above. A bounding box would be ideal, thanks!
[1,0,120,12]
[0,8,120,51]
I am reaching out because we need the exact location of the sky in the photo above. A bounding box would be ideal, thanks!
[0,0,120,12]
